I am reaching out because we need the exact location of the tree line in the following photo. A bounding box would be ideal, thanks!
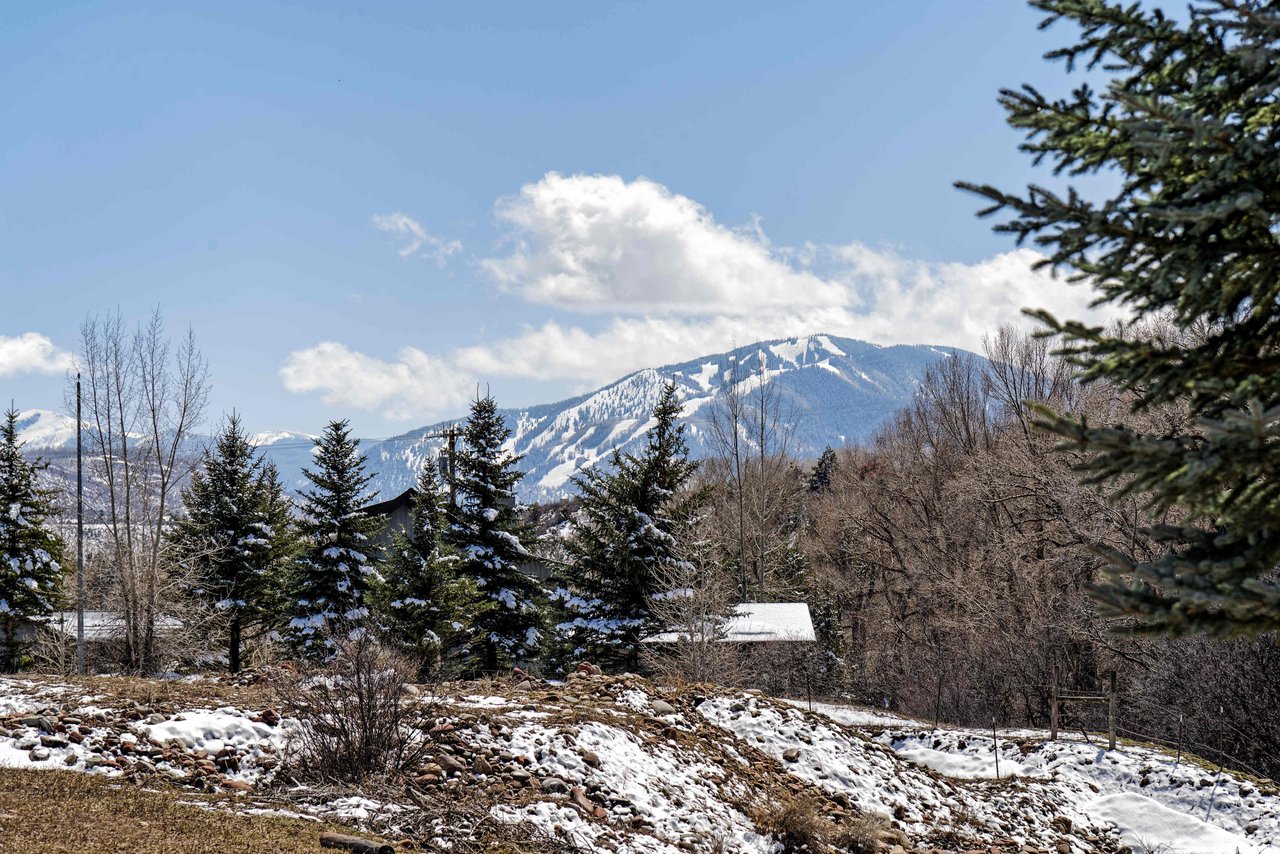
[0,321,707,684]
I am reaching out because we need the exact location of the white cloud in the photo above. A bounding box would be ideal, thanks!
[288,175,1121,418]
[372,212,462,266]
[0,333,75,377]
[483,173,848,314]
[279,342,473,421]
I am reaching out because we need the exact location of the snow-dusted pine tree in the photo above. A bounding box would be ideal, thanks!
[255,460,302,631]
[0,408,64,671]
[557,382,701,671]
[445,394,542,675]
[375,458,477,680]
[960,0,1280,634]
[287,420,383,658]
[174,415,295,673]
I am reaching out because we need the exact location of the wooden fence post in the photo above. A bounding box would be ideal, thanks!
[1050,663,1060,741]
[1107,669,1117,751]
[992,717,1000,781]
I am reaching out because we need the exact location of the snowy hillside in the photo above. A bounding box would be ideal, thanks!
[361,334,961,503]
[1,673,1274,852]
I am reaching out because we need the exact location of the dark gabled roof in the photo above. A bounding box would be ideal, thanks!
[361,488,417,517]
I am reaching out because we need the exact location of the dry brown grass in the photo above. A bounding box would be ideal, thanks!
[754,795,832,852]
[0,768,379,853]
[75,673,278,711]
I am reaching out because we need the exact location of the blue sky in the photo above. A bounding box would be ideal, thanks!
[1,1,1117,438]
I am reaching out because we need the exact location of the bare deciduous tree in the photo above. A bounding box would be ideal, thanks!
[71,308,209,672]
[644,535,738,684]
[705,349,801,602]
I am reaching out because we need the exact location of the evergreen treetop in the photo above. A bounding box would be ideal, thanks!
[558,381,701,670]
[288,419,384,655]
[446,393,543,673]
[960,0,1280,634]
[175,415,294,672]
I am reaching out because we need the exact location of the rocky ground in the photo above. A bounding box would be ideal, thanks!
[0,669,1276,853]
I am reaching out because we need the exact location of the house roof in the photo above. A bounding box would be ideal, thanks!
[38,611,184,642]
[361,488,417,517]
[644,602,816,644]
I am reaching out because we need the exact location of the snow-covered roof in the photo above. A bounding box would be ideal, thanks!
[645,602,816,644]
[724,603,816,642]
[38,611,184,642]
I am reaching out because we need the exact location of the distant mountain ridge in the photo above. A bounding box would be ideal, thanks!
[361,334,959,503]
[18,334,964,505]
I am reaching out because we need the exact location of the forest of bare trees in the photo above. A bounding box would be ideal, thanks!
[776,325,1278,779]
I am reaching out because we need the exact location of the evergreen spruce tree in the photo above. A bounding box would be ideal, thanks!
[445,394,541,674]
[557,382,701,671]
[0,408,64,671]
[174,415,282,673]
[375,458,477,679]
[807,446,838,494]
[960,1,1280,633]
[255,460,302,631]
[288,420,383,656]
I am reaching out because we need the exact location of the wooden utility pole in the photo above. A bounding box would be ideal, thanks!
[1050,663,1060,741]
[1107,669,1118,751]
[424,424,461,507]
[75,373,85,677]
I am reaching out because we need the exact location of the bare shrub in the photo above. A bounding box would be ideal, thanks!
[756,796,831,853]
[832,811,891,854]
[277,630,429,783]
[644,538,741,685]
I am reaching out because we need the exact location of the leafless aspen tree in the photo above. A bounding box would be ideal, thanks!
[706,350,800,602]
[644,536,738,684]
[71,308,209,672]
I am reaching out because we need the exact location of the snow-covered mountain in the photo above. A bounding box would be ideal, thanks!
[11,409,78,451]
[17,335,966,506]
[358,334,962,504]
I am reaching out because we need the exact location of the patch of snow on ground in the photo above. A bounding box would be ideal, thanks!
[1088,792,1255,853]
[493,802,687,854]
[781,699,918,729]
[698,695,953,835]
[0,677,86,715]
[893,743,1034,780]
[137,708,294,784]
[881,728,1280,850]
[457,695,511,708]
[477,719,775,853]
[615,689,651,713]
[320,796,408,822]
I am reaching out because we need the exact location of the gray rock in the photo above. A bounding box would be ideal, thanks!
[783,748,801,762]
[29,747,51,762]
[541,776,570,793]
[650,699,676,715]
